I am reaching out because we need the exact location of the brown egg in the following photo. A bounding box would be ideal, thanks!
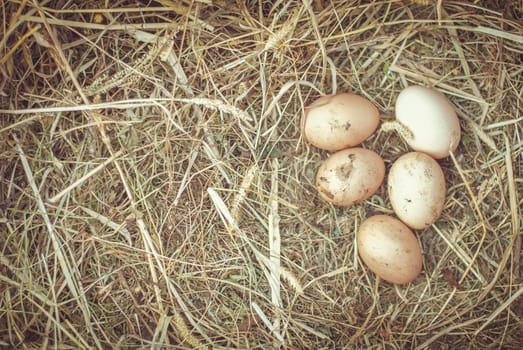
[357,215,423,284]
[388,152,446,230]
[316,148,385,206]
[303,93,380,151]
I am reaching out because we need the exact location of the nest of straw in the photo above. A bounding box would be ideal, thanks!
[1,0,522,349]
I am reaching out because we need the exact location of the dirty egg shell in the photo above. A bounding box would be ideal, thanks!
[395,85,461,159]
[388,152,446,230]
[357,215,423,284]
[303,93,380,151]
[316,148,385,206]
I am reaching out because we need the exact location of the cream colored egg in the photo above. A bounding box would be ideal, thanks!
[388,152,446,230]
[316,148,385,206]
[357,215,423,284]
[395,85,461,159]
[303,93,380,151]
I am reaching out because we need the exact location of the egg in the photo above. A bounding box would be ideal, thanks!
[395,85,461,159]
[303,93,380,151]
[388,152,446,230]
[316,148,385,206]
[357,215,423,284]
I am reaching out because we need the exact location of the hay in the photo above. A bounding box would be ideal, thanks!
[0,0,522,348]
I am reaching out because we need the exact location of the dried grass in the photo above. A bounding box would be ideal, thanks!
[1,0,522,349]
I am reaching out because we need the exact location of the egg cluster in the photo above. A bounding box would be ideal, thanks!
[303,86,461,285]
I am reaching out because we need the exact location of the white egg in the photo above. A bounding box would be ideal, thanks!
[395,85,461,159]
[388,152,446,230]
